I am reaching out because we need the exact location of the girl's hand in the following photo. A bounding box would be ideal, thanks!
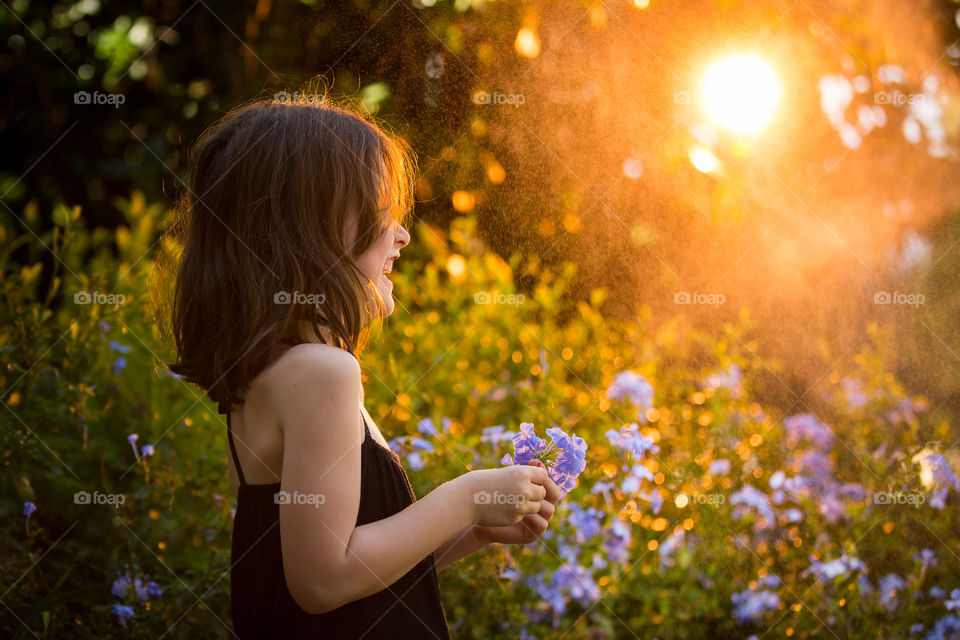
[475,460,564,545]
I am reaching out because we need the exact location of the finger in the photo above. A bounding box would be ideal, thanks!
[521,513,549,539]
[521,498,542,515]
[541,475,563,504]
[538,499,555,521]
[526,465,550,486]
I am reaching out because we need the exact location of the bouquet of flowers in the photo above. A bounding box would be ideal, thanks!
[501,422,587,497]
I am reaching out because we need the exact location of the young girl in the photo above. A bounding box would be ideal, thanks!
[168,96,563,638]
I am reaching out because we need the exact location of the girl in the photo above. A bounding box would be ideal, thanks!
[168,96,563,638]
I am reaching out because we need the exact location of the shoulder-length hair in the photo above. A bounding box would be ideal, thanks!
[166,94,416,412]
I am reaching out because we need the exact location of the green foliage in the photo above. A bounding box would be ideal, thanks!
[1,197,957,638]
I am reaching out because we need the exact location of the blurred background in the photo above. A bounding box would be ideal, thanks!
[3,1,960,637]
[3,0,959,424]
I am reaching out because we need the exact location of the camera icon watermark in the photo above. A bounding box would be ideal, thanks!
[472,90,526,108]
[74,290,126,306]
[273,90,323,105]
[473,290,525,307]
[74,91,126,108]
[674,290,725,307]
[874,91,927,106]
[674,491,725,507]
[873,491,925,508]
[274,290,326,306]
[274,490,326,507]
[473,490,527,505]
[873,291,925,308]
[74,490,126,506]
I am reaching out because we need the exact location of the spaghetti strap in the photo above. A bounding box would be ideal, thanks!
[226,411,247,485]
[361,410,370,443]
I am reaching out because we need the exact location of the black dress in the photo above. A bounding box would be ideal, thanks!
[219,402,452,639]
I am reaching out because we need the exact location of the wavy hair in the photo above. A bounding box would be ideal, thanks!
[166,95,415,411]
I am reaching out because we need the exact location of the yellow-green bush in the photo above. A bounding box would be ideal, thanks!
[2,196,958,639]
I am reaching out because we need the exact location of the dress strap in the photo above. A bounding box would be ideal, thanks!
[226,410,247,485]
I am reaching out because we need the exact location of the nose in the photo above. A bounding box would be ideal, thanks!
[395,222,411,248]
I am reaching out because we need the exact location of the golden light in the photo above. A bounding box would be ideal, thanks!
[446,254,467,281]
[699,53,781,135]
[514,28,541,59]
[689,145,719,173]
[451,190,475,212]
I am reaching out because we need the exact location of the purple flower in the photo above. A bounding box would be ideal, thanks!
[502,423,587,496]
[912,448,959,510]
[878,573,907,612]
[111,574,130,598]
[606,370,655,420]
[840,377,868,409]
[605,423,659,460]
[127,433,139,459]
[702,364,743,397]
[112,357,127,375]
[111,603,135,627]
[602,517,632,565]
[410,437,434,453]
[802,553,867,582]
[544,426,587,491]
[732,588,780,624]
[658,528,686,568]
[112,568,162,603]
[709,459,731,475]
[926,615,960,640]
[141,444,155,457]
[730,484,775,525]
[917,548,937,569]
[783,413,834,450]
[406,452,424,470]
[500,423,547,467]
[481,425,512,448]
[638,488,664,514]
[416,418,438,437]
[109,341,132,353]
[22,502,36,518]
[565,503,604,543]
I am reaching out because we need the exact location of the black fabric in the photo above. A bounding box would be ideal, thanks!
[222,405,452,639]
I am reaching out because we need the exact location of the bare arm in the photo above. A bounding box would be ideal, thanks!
[272,345,479,614]
[432,524,490,572]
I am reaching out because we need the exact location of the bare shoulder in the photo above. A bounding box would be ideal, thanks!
[263,344,362,427]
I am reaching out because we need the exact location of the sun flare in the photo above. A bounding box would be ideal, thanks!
[700,53,781,135]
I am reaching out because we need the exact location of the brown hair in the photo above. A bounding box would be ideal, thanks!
[166,94,415,412]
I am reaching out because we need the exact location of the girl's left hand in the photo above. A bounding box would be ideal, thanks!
[474,460,563,545]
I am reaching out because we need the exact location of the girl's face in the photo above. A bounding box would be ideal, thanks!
[355,217,410,319]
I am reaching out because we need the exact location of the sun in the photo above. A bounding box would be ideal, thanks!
[700,53,781,135]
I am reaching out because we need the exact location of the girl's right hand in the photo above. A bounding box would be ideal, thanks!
[465,465,551,527]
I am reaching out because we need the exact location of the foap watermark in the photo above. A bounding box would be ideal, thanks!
[274,290,326,306]
[274,491,326,507]
[273,90,323,105]
[874,91,928,106]
[74,290,126,306]
[474,291,525,307]
[873,491,925,508]
[674,290,725,307]
[874,291,925,308]
[472,90,525,108]
[473,490,527,505]
[674,491,725,507]
[74,90,125,108]
[74,490,126,506]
